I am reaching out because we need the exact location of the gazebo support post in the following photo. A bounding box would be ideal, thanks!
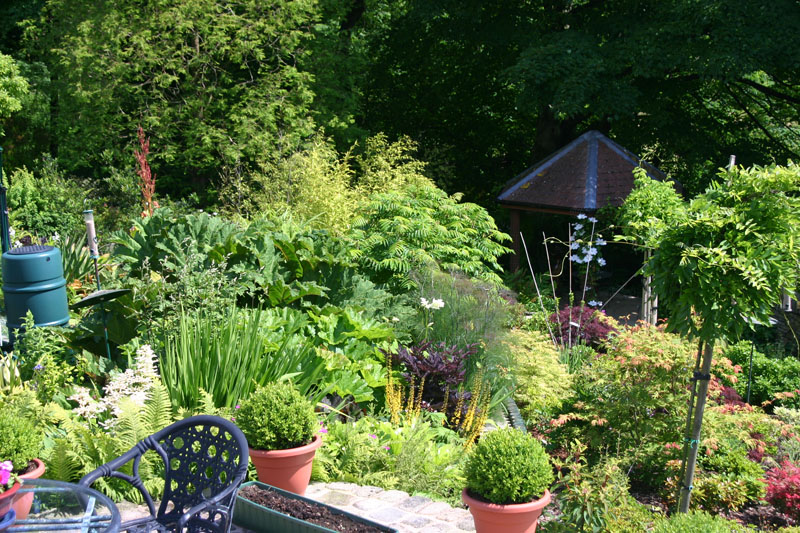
[509,209,521,271]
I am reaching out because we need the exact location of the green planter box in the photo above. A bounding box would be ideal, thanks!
[233,481,398,533]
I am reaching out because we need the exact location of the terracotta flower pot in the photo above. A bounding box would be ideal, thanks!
[249,435,323,496]
[12,458,46,520]
[0,481,21,528]
[462,488,551,533]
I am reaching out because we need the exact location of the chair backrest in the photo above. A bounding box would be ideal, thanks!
[149,415,249,520]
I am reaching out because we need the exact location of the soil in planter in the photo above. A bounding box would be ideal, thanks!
[239,485,387,533]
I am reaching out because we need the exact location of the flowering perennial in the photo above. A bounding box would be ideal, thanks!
[0,461,13,489]
[69,345,159,427]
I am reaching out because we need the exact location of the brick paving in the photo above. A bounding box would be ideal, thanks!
[118,481,476,532]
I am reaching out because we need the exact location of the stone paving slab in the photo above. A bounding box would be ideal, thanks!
[119,482,476,532]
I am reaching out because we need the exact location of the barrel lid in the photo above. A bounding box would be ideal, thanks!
[7,245,54,255]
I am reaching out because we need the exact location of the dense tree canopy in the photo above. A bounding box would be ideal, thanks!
[0,0,796,208]
[364,0,800,198]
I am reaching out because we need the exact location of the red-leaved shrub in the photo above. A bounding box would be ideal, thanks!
[765,460,800,520]
[549,305,616,348]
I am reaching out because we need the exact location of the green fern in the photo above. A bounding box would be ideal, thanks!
[46,438,81,482]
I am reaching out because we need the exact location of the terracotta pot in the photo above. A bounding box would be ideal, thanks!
[249,435,323,496]
[462,488,551,533]
[12,458,45,520]
[0,481,21,524]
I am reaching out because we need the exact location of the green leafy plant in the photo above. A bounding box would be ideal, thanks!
[0,405,44,472]
[6,160,83,239]
[723,341,800,410]
[648,164,800,511]
[236,382,318,451]
[699,443,766,504]
[14,312,78,403]
[506,329,572,421]
[775,407,800,428]
[464,427,553,505]
[549,324,695,482]
[161,306,326,411]
[652,510,752,532]
[348,182,511,292]
[559,343,597,375]
[552,442,644,533]
[46,383,174,502]
[313,411,466,505]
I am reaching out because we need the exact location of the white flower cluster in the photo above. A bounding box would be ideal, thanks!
[420,297,445,310]
[570,215,606,266]
[69,344,160,427]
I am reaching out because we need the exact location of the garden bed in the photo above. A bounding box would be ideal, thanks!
[234,482,397,533]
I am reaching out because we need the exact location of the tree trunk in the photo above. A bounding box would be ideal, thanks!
[678,339,715,512]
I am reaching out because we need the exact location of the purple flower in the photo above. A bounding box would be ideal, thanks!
[235,405,241,409]
[230,417,236,422]
[34,364,43,371]
[368,434,377,439]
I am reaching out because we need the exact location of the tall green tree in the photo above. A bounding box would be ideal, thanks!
[364,0,800,200]
[0,52,29,135]
[25,0,320,200]
[649,163,800,511]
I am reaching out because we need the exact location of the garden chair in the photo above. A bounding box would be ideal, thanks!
[80,415,249,533]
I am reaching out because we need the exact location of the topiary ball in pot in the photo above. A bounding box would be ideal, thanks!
[463,428,554,533]
[236,382,321,495]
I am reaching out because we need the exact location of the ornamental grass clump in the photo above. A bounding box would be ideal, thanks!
[236,382,317,450]
[464,428,553,505]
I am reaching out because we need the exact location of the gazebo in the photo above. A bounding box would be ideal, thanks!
[497,130,666,271]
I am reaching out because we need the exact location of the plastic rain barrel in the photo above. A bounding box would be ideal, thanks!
[2,245,70,331]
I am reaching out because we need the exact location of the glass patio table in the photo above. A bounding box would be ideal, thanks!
[8,479,120,532]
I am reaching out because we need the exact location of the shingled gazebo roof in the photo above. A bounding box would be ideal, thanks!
[497,130,666,214]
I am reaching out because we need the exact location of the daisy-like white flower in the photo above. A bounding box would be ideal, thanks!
[420,297,430,308]
[588,217,598,223]
[588,300,603,307]
[595,238,606,246]
[574,223,583,231]
[577,214,587,220]
[430,298,445,310]
[570,241,580,250]
[570,254,583,263]
[597,258,607,266]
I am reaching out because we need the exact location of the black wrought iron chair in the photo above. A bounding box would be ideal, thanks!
[80,415,249,533]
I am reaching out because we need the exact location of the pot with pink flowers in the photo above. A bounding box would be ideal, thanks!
[0,461,20,531]
[0,406,46,522]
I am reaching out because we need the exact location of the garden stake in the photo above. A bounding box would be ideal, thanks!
[573,219,597,346]
[542,231,565,348]
[84,208,112,360]
[520,232,557,347]
[675,339,703,511]
[678,340,715,513]
[567,224,573,349]
[746,341,754,404]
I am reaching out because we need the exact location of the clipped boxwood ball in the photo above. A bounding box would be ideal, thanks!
[464,427,553,505]
[236,382,317,451]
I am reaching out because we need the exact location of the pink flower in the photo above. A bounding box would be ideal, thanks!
[0,461,12,486]
[318,427,328,434]
[368,434,377,439]
[383,446,390,451]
